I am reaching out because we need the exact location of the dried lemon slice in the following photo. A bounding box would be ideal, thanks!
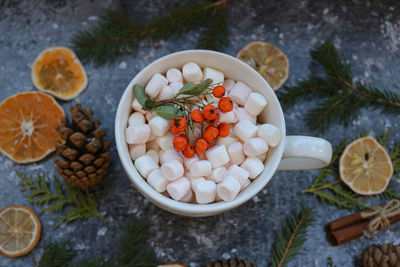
[339,136,393,195]
[0,206,41,258]
[237,41,289,91]
[31,47,88,100]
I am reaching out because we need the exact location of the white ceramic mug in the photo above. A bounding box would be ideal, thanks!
[115,50,332,216]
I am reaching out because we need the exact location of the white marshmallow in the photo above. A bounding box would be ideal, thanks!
[169,82,183,93]
[182,62,203,83]
[145,112,157,122]
[235,107,257,124]
[258,124,282,147]
[217,176,241,201]
[206,145,230,169]
[179,189,193,203]
[125,124,150,144]
[131,98,145,114]
[156,133,174,151]
[227,164,250,190]
[148,130,156,141]
[245,92,267,116]
[257,152,267,162]
[129,144,146,160]
[233,120,258,142]
[243,138,269,157]
[128,112,145,126]
[215,192,223,202]
[145,73,168,98]
[167,177,190,200]
[209,167,227,183]
[240,157,264,179]
[166,68,183,83]
[229,81,252,106]
[203,67,224,85]
[145,149,159,164]
[156,85,176,101]
[148,116,170,136]
[160,149,183,164]
[228,142,245,165]
[223,79,236,92]
[215,136,239,149]
[146,140,159,151]
[218,110,237,124]
[147,169,169,192]
[189,176,205,192]
[241,178,251,190]
[191,160,212,177]
[134,155,158,178]
[161,160,184,181]
[183,154,199,170]
[195,180,216,204]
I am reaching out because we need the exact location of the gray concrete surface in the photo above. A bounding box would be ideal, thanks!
[0,0,399,266]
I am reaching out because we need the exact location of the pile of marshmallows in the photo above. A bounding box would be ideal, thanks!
[126,62,281,204]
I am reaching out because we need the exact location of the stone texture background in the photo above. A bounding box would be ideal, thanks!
[1,0,400,266]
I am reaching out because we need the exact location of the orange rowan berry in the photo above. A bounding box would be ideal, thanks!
[212,85,226,98]
[203,125,219,143]
[195,138,208,154]
[190,109,204,123]
[206,113,219,125]
[182,144,195,158]
[218,122,230,137]
[218,97,233,113]
[170,117,187,135]
[203,105,217,120]
[173,134,188,151]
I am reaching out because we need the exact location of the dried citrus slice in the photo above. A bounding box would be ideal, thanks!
[339,136,393,195]
[0,92,65,163]
[0,206,41,258]
[31,47,88,100]
[237,41,289,91]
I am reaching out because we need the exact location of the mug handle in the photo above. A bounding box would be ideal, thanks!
[277,136,333,171]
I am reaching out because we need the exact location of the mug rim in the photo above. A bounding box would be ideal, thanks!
[115,49,286,216]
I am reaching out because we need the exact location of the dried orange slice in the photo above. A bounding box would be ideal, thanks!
[339,136,393,195]
[0,206,41,258]
[31,47,88,100]
[0,92,65,163]
[237,41,289,91]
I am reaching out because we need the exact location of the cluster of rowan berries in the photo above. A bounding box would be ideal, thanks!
[169,85,234,158]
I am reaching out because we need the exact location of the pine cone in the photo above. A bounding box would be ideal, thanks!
[205,258,257,267]
[53,104,111,190]
[362,243,400,267]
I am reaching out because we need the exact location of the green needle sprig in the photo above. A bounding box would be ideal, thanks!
[271,206,315,267]
[278,42,400,132]
[17,171,105,227]
[72,0,231,64]
[302,130,400,210]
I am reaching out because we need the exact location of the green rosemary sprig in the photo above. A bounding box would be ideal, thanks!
[34,219,157,267]
[72,0,230,64]
[271,206,315,267]
[277,42,400,132]
[302,130,400,210]
[17,171,105,227]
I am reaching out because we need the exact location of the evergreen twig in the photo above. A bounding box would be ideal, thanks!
[34,219,157,267]
[72,0,230,64]
[278,42,400,132]
[17,171,105,226]
[271,206,315,267]
[197,7,229,51]
[302,129,400,210]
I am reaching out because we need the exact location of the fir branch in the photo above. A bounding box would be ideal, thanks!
[36,241,77,267]
[271,207,315,267]
[33,219,157,267]
[197,7,229,51]
[17,171,104,226]
[302,129,400,210]
[72,0,229,64]
[327,257,337,267]
[278,41,400,132]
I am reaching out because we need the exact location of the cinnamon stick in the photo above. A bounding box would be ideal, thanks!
[330,214,400,245]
